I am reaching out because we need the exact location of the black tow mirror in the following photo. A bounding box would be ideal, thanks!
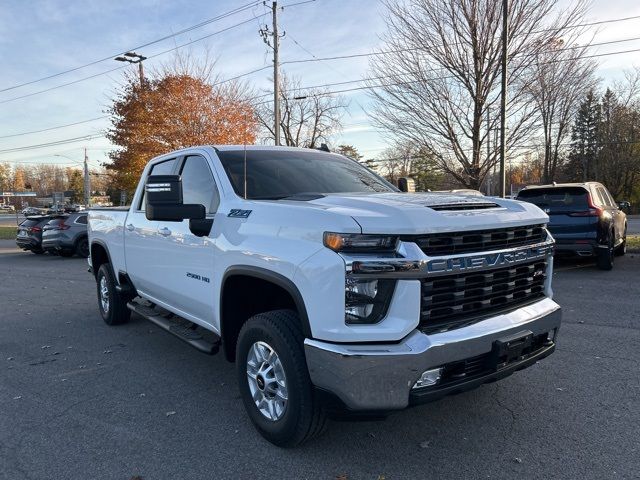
[145,175,205,222]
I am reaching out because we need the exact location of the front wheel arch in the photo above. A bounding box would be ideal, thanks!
[220,267,312,362]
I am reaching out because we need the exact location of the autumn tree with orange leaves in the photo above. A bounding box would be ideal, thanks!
[106,56,258,193]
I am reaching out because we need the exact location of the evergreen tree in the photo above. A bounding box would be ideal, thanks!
[567,90,601,181]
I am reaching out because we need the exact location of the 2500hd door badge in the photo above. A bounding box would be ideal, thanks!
[187,272,210,283]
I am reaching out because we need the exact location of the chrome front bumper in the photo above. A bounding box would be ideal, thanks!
[304,297,561,411]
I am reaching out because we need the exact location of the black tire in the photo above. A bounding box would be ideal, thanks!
[59,250,74,257]
[596,233,614,270]
[96,263,131,325]
[32,248,44,255]
[236,309,326,447]
[75,237,89,258]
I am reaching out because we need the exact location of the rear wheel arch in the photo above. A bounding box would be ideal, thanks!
[220,266,312,362]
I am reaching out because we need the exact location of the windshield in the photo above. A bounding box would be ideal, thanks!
[517,187,589,212]
[216,149,396,200]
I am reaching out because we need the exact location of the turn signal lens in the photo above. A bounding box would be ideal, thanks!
[323,232,398,253]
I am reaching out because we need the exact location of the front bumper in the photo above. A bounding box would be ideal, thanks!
[304,297,561,411]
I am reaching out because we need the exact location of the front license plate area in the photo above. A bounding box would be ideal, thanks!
[490,330,534,370]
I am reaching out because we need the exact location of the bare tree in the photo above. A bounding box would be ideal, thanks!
[523,38,596,182]
[257,74,347,148]
[368,0,589,189]
[377,141,414,184]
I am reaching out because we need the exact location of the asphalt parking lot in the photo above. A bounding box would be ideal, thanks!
[1,241,639,480]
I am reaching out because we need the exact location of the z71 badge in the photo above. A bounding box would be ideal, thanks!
[228,209,252,218]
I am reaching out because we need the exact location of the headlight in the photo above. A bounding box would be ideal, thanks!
[345,277,396,324]
[324,232,398,253]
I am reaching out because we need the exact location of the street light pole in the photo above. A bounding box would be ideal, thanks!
[115,51,147,84]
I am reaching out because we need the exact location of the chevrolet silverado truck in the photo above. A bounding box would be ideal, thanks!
[88,145,561,447]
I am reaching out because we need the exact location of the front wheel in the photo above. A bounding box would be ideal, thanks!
[236,310,326,447]
[96,264,131,325]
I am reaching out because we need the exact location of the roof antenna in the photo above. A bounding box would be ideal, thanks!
[243,111,248,199]
[243,142,248,200]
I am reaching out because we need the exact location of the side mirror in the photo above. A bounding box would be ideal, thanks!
[398,177,416,193]
[145,175,205,222]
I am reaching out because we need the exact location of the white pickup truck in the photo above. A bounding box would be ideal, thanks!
[89,145,561,447]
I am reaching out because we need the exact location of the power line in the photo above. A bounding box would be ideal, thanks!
[0,1,262,94]
[0,15,268,106]
[0,0,316,105]
[0,116,108,139]
[0,134,105,155]
[281,33,640,66]
[6,33,640,156]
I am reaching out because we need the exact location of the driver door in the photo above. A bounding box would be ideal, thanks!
[153,154,220,328]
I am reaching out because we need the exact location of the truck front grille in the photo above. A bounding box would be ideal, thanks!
[419,260,547,333]
[405,224,546,256]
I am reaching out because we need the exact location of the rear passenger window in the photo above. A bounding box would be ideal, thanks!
[75,215,88,224]
[180,155,220,214]
[139,158,177,210]
[596,187,613,207]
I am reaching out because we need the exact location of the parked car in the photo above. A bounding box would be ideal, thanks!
[22,206,44,217]
[16,215,63,254]
[516,182,627,270]
[63,204,85,213]
[89,146,561,446]
[42,212,89,257]
[0,204,15,212]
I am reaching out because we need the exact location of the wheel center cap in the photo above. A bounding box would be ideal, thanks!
[256,375,265,390]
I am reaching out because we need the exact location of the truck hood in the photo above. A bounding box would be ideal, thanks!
[295,192,548,234]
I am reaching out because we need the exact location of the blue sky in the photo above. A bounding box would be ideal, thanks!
[0,0,639,170]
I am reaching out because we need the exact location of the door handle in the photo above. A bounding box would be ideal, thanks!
[126,223,135,232]
[159,227,172,237]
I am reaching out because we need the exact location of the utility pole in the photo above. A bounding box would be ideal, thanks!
[260,2,284,146]
[499,0,508,198]
[83,148,91,207]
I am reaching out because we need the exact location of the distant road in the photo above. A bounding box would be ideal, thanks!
[0,214,21,227]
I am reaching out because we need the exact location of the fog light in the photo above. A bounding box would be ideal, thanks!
[345,278,396,325]
[546,328,557,344]
[412,368,443,389]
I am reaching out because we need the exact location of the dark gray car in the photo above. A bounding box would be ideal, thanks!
[42,212,89,257]
[16,215,63,254]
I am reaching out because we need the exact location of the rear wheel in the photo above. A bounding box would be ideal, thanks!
[96,264,131,325]
[596,234,614,270]
[75,237,89,258]
[236,310,326,447]
[615,227,627,257]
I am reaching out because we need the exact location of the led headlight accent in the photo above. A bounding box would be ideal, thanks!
[345,277,396,324]
[324,232,398,253]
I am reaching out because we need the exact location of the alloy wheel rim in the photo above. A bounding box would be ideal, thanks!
[99,276,110,313]
[246,341,288,421]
